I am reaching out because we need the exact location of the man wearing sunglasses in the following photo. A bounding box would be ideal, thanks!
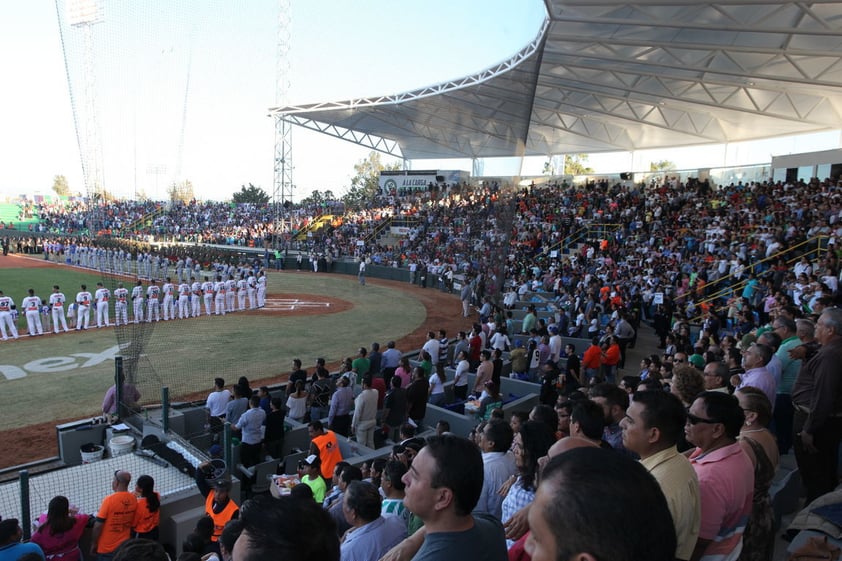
[685,392,754,561]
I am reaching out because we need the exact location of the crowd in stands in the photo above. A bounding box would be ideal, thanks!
[5,173,842,559]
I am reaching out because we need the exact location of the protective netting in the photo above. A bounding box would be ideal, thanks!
[54,0,278,410]
[0,435,205,534]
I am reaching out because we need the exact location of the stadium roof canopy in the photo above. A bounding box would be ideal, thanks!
[269,1,842,161]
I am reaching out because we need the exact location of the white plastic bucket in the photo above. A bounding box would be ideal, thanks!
[109,435,135,457]
[80,444,104,464]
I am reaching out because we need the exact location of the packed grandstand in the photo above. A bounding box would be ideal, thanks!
[3,173,838,324]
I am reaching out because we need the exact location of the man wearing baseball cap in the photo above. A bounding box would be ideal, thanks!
[300,454,326,504]
[195,462,239,542]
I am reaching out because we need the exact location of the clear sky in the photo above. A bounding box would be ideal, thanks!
[1,1,839,203]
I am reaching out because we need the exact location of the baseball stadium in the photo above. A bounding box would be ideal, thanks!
[3,1,842,560]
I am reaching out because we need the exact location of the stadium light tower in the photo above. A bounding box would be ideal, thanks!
[272,0,293,248]
[66,0,105,202]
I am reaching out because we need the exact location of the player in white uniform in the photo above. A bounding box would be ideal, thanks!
[162,277,175,320]
[202,277,214,316]
[190,277,202,318]
[236,274,247,311]
[146,280,161,322]
[94,282,111,328]
[49,285,69,333]
[225,275,237,312]
[177,280,191,319]
[256,271,267,308]
[247,272,257,310]
[213,276,226,316]
[113,283,129,326]
[131,280,145,324]
[0,291,18,340]
[75,284,92,330]
[22,289,43,336]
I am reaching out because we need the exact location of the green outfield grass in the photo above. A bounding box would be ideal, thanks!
[0,265,426,432]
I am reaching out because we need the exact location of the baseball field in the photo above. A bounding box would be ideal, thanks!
[0,254,465,468]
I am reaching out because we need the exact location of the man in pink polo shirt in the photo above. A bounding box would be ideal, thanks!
[685,391,754,561]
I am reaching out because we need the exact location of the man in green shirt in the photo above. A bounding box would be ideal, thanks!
[773,316,802,454]
[352,347,371,386]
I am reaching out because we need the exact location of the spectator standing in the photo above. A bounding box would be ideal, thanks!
[686,392,754,561]
[352,376,379,448]
[132,475,161,541]
[234,396,266,468]
[792,308,842,503]
[91,470,138,559]
[194,472,238,544]
[328,377,354,437]
[308,420,344,482]
[264,397,286,459]
[474,419,517,520]
[620,391,700,561]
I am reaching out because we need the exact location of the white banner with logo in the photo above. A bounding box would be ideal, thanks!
[379,174,438,193]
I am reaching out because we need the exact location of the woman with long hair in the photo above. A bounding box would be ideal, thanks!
[31,495,90,561]
[132,475,161,540]
[286,380,308,423]
[500,420,555,547]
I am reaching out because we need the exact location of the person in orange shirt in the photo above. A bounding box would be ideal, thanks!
[601,336,621,384]
[90,470,138,559]
[581,337,603,386]
[194,468,239,543]
[132,475,160,541]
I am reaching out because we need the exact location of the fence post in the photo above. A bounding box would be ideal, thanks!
[115,356,124,419]
[161,386,170,434]
[19,470,30,541]
[223,423,232,478]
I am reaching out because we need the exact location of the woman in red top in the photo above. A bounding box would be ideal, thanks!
[31,495,90,561]
[132,475,161,541]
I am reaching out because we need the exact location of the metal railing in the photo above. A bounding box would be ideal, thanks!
[541,223,622,256]
[690,235,828,320]
[293,214,334,241]
[124,205,165,233]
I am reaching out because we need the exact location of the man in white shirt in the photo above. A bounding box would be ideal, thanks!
[202,277,214,316]
[0,291,18,340]
[474,419,517,520]
[247,272,257,309]
[422,331,440,365]
[21,288,43,336]
[131,280,144,324]
[225,275,237,312]
[190,277,202,317]
[237,274,248,311]
[146,280,161,322]
[177,280,191,319]
[49,285,69,333]
[113,283,129,326]
[214,276,227,316]
[256,271,267,308]
[352,375,379,449]
[75,284,92,330]
[162,277,175,320]
[94,282,111,328]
